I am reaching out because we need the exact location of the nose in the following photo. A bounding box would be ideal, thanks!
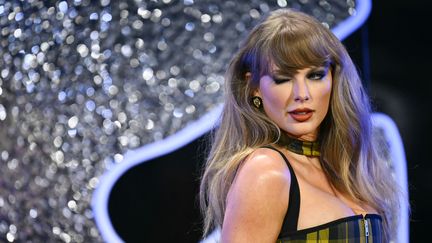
[294,95,309,102]
[293,80,310,102]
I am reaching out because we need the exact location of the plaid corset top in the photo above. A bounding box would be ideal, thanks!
[262,146,384,243]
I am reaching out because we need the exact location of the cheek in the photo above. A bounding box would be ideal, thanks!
[309,80,332,114]
[318,82,332,111]
[260,82,288,106]
[262,87,290,111]
[322,83,332,100]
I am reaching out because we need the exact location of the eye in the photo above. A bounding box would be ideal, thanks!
[272,76,292,84]
[307,70,327,80]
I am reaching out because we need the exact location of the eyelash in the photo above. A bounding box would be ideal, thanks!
[273,78,290,84]
[273,70,327,84]
[308,71,326,80]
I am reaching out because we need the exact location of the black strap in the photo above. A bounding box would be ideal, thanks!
[261,145,300,236]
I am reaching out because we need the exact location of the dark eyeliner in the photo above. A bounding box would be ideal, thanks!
[307,69,327,80]
[272,76,291,84]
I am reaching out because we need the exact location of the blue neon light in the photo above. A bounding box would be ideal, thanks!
[332,0,371,41]
[91,1,375,242]
[371,113,409,243]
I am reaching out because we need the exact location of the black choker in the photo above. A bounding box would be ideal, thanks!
[277,133,321,157]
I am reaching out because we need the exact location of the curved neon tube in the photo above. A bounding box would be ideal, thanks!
[91,1,374,242]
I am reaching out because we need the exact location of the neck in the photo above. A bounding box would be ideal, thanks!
[277,132,321,157]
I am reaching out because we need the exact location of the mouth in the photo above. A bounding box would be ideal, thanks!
[288,108,314,122]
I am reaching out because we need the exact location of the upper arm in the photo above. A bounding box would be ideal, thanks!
[221,148,291,243]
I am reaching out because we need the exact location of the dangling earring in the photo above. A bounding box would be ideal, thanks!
[252,96,263,109]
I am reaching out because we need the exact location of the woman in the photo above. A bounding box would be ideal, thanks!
[200,8,401,242]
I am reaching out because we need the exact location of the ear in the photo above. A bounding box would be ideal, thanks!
[245,72,252,81]
[245,72,261,97]
[253,89,261,97]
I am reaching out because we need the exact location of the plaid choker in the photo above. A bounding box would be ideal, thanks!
[277,133,321,157]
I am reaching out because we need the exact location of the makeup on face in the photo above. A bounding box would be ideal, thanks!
[256,65,332,141]
[271,66,330,84]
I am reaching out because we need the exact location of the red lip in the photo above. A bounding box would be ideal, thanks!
[288,108,314,122]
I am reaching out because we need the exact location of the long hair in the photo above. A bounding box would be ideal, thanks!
[200,8,401,242]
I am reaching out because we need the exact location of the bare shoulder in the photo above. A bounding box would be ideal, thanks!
[245,147,290,170]
[222,147,291,242]
[228,147,291,202]
[233,148,291,199]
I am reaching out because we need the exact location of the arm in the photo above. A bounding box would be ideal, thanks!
[221,148,291,243]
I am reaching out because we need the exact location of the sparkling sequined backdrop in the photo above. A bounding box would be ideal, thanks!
[0,0,354,241]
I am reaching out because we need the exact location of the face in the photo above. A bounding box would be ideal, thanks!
[253,66,332,141]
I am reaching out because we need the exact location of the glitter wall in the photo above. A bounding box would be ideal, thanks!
[0,0,355,241]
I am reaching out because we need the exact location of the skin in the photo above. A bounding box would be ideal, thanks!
[255,66,332,142]
[221,66,376,242]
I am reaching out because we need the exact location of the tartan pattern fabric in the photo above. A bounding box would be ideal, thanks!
[277,133,321,157]
[261,146,384,243]
[277,214,383,243]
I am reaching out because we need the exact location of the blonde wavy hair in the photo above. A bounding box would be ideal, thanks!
[200,8,401,242]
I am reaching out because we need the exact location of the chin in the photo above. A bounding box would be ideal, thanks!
[284,125,319,138]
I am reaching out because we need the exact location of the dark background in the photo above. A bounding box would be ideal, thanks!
[108,1,431,242]
[367,1,431,242]
[329,1,432,241]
